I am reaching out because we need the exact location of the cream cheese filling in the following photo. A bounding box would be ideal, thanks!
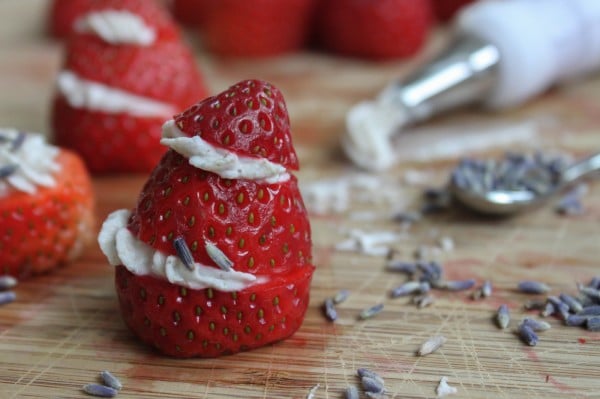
[74,10,156,46]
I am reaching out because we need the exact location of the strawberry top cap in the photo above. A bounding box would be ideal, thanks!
[170,80,300,171]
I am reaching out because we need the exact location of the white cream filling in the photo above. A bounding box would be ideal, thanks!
[98,209,259,291]
[0,129,60,197]
[161,119,290,183]
[57,70,177,117]
[74,10,156,46]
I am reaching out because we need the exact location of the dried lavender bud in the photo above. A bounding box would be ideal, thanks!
[436,376,458,397]
[390,281,429,298]
[100,371,122,391]
[0,291,16,306]
[0,275,17,290]
[559,293,583,313]
[359,303,384,320]
[392,211,421,224]
[517,281,550,294]
[546,296,570,320]
[520,318,551,332]
[586,316,600,332]
[578,284,600,301]
[0,164,18,179]
[438,279,476,292]
[496,304,510,329]
[481,280,492,297]
[357,368,385,388]
[417,335,447,356]
[578,305,600,316]
[173,237,195,271]
[10,131,26,151]
[417,261,443,282]
[556,193,584,215]
[82,383,118,398]
[437,236,454,251]
[565,314,588,327]
[361,376,385,395]
[540,302,556,317]
[518,323,539,346]
[345,385,360,399]
[523,299,546,310]
[333,289,350,304]
[413,294,435,308]
[385,260,417,275]
[205,241,233,271]
[588,277,600,290]
[322,298,337,322]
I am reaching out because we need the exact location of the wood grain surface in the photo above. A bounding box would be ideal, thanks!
[1,2,600,398]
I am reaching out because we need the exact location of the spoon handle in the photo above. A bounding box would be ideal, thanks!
[561,152,600,184]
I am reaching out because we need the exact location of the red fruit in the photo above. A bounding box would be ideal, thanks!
[198,0,318,57]
[432,0,477,22]
[0,133,95,279]
[47,0,93,38]
[51,0,209,174]
[105,80,314,357]
[315,0,433,60]
[171,0,207,27]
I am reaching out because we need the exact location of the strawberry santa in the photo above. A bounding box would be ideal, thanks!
[51,0,208,174]
[99,80,315,357]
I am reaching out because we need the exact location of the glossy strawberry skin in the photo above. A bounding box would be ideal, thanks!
[315,0,433,60]
[128,149,312,277]
[174,79,298,170]
[47,0,93,38]
[198,0,318,57]
[171,0,207,27]
[0,150,94,279]
[116,264,313,357]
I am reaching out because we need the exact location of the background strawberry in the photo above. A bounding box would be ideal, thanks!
[105,80,315,357]
[432,0,477,22]
[197,0,318,57]
[51,0,209,174]
[170,0,207,27]
[47,0,93,38]
[315,0,433,60]
[1,137,95,279]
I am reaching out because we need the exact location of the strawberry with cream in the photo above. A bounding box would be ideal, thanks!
[51,0,208,174]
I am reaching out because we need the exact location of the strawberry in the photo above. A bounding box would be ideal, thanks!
[315,0,433,60]
[47,0,93,38]
[170,0,207,27]
[99,80,315,357]
[432,0,477,22]
[0,129,94,279]
[51,0,209,174]
[197,0,318,57]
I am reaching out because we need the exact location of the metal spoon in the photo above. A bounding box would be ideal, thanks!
[449,152,600,215]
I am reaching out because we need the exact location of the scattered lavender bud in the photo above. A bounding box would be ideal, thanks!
[392,211,421,224]
[306,384,320,399]
[417,335,447,356]
[586,316,600,332]
[385,260,417,275]
[100,371,122,391]
[10,131,26,151]
[578,305,600,316]
[333,289,350,304]
[518,323,539,346]
[413,294,435,308]
[0,275,18,290]
[173,237,195,271]
[555,189,584,215]
[559,293,583,314]
[523,299,546,311]
[439,279,476,292]
[517,281,550,294]
[436,376,458,397]
[361,376,385,396]
[205,241,233,271]
[588,276,600,290]
[0,164,18,179]
[520,318,551,332]
[357,369,385,390]
[540,302,556,317]
[417,261,443,282]
[0,291,16,306]
[481,280,492,297]
[547,296,570,320]
[565,314,588,327]
[345,385,360,399]
[438,236,454,251]
[414,245,429,261]
[496,304,510,329]
[578,284,600,300]
[82,384,118,398]
[359,303,384,320]
[322,298,338,322]
[390,281,429,298]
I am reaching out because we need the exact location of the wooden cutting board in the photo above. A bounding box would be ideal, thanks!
[1,2,599,398]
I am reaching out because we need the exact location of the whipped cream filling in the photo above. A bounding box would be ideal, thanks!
[0,128,60,197]
[161,120,290,184]
[74,10,156,46]
[98,209,259,291]
[57,71,177,117]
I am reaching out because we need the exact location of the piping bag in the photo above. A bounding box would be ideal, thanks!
[343,0,600,171]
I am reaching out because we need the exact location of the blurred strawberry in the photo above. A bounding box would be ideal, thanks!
[198,0,318,57]
[51,0,209,174]
[171,0,207,27]
[47,0,93,38]
[315,0,433,60]
[432,0,477,22]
